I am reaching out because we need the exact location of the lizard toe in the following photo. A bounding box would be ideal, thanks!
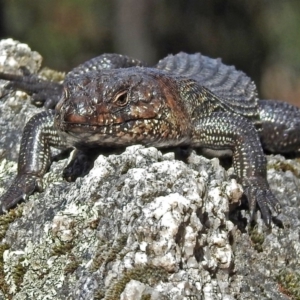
[243,178,280,226]
[0,174,41,214]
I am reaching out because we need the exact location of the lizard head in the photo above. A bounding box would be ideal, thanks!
[55,67,192,148]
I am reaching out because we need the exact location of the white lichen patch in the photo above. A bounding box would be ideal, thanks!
[6,202,101,299]
[0,144,242,300]
[0,38,42,73]
[0,159,17,193]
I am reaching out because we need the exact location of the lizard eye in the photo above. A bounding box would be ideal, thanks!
[114,90,129,106]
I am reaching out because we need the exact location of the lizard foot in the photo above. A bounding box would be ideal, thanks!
[0,174,42,214]
[243,177,281,226]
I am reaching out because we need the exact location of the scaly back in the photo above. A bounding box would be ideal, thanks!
[156,52,259,120]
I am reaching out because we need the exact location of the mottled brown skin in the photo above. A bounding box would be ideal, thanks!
[1,52,300,226]
[55,69,192,149]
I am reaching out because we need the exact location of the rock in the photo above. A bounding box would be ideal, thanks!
[0,39,299,300]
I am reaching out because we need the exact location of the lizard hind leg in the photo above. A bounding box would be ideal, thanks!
[259,99,300,154]
[192,111,280,225]
[0,69,63,109]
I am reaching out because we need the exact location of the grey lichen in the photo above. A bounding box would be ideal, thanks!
[0,39,299,300]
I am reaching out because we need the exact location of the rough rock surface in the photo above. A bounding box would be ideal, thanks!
[0,39,299,300]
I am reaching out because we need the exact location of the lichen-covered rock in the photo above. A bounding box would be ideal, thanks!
[0,39,43,162]
[0,39,299,300]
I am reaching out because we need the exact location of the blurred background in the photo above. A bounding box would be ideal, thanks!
[0,0,300,106]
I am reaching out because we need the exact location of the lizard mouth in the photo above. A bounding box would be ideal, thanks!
[55,114,191,148]
[55,117,179,148]
[54,105,160,134]
[55,117,160,135]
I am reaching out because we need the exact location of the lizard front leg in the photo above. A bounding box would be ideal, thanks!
[192,111,280,225]
[0,110,69,213]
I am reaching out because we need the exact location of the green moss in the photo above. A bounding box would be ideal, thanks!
[249,225,265,252]
[1,248,28,295]
[0,205,23,240]
[103,264,168,300]
[94,289,105,300]
[90,234,128,272]
[39,67,65,82]
[277,269,300,300]
[141,294,152,300]
[267,160,300,178]
[0,243,12,298]
[64,255,81,275]
[11,257,26,292]
[88,218,100,230]
[50,241,74,257]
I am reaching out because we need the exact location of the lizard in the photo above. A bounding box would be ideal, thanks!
[0,52,300,225]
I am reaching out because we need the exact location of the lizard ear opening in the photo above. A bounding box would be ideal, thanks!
[114,90,129,107]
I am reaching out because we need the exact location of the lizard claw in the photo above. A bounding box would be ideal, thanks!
[243,177,281,226]
[0,174,42,214]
